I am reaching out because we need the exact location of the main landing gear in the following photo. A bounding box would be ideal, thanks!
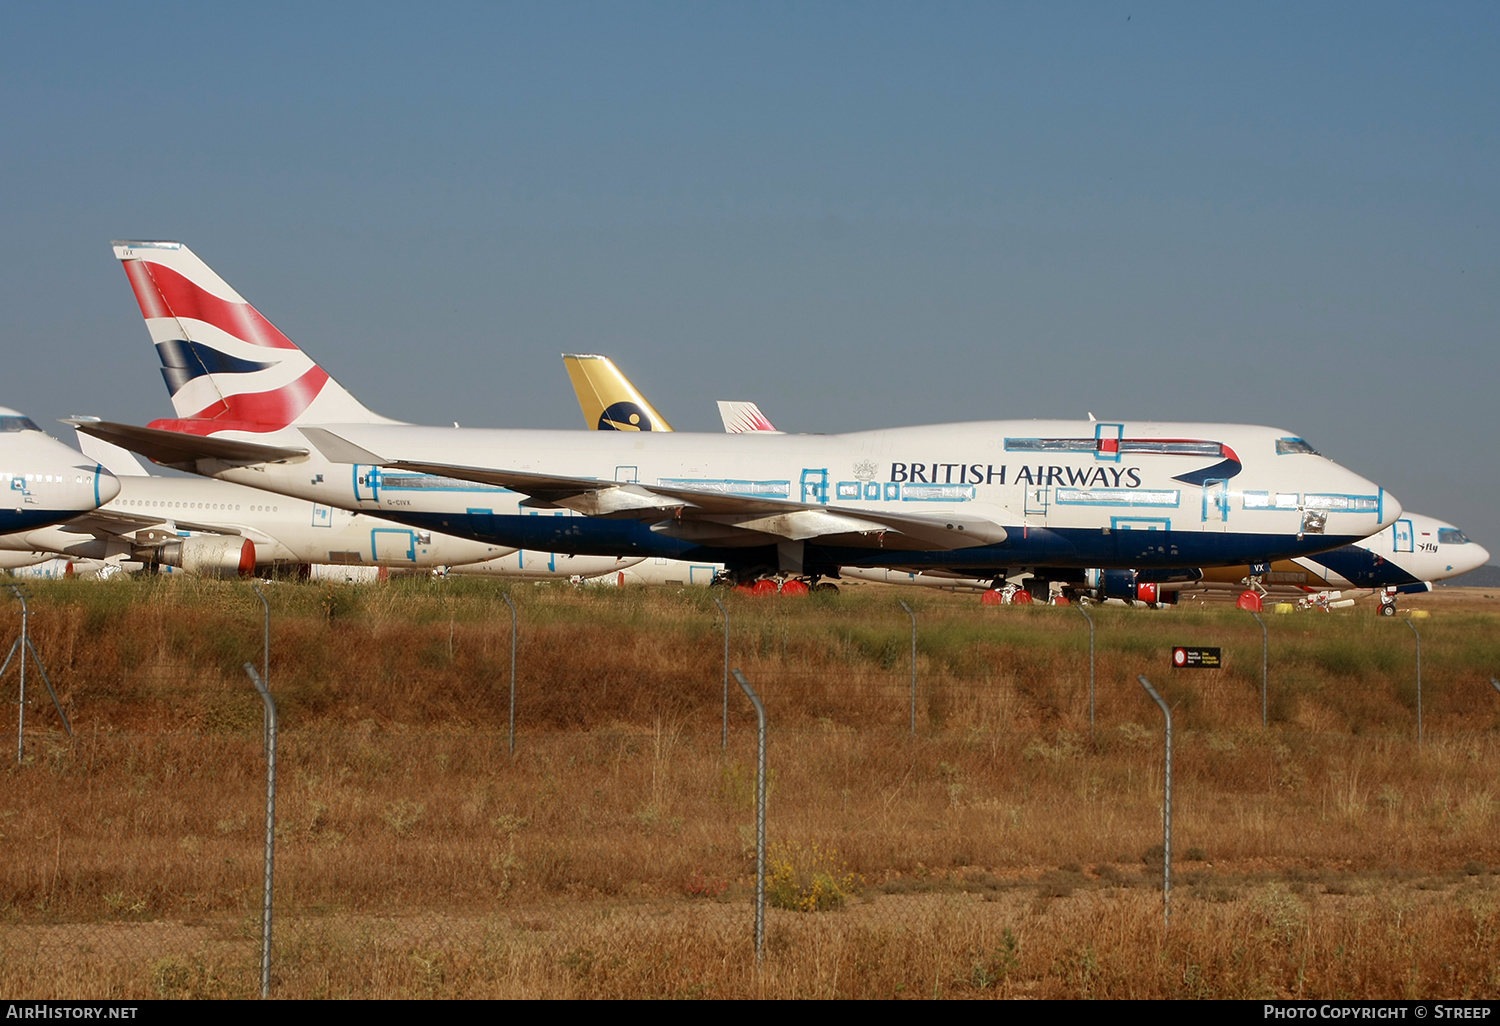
[716,570,837,596]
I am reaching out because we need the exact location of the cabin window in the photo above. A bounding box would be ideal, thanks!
[1305,494,1379,512]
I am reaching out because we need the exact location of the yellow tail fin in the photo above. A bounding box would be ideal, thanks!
[562,354,674,432]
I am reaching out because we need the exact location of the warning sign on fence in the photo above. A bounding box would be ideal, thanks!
[1171,646,1221,669]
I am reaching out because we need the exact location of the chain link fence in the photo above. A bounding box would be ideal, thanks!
[2,583,1498,998]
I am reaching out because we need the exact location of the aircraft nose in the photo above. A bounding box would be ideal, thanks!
[1378,487,1403,528]
[95,469,121,506]
[1465,542,1492,574]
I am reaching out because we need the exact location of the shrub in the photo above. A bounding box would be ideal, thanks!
[766,841,863,912]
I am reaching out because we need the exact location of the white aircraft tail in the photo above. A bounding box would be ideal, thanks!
[716,400,780,433]
[111,241,394,434]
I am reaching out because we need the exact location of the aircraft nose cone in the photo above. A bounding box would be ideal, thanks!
[96,470,121,506]
[1378,488,1403,528]
[1467,542,1492,574]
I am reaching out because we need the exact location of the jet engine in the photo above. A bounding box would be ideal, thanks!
[1084,568,1199,605]
[156,536,256,578]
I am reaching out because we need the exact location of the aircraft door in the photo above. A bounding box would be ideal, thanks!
[311,503,333,528]
[371,528,417,563]
[1201,479,1229,530]
[800,468,829,505]
[523,508,567,572]
[353,465,381,504]
[466,507,498,543]
[1024,486,1049,519]
[1393,519,1414,553]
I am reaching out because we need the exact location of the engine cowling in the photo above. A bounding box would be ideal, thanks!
[1085,568,1184,605]
[158,537,256,578]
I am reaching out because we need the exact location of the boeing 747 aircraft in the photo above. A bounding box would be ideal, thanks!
[562,355,1485,609]
[79,241,1403,590]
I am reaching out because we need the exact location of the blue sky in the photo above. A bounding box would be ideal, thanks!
[2,2,1496,551]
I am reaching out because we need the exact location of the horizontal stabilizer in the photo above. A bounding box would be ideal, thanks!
[68,419,308,470]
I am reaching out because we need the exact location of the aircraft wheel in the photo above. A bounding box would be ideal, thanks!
[813,582,840,594]
[1379,602,1397,617]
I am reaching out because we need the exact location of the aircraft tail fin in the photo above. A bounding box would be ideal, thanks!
[111,241,395,435]
[716,400,780,434]
[562,353,673,431]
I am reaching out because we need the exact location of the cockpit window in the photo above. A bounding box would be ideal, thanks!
[1275,438,1319,456]
[1437,528,1471,545]
[0,416,39,433]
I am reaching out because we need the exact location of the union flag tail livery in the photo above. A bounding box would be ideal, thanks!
[112,241,394,434]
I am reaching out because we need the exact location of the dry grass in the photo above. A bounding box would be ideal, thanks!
[0,576,1498,997]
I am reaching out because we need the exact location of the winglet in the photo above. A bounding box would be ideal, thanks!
[70,423,150,477]
[298,427,387,465]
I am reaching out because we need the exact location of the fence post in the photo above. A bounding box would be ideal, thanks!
[714,598,729,750]
[1250,609,1267,729]
[21,636,70,739]
[2,587,72,755]
[243,663,277,999]
[502,593,517,756]
[731,668,766,964]
[252,584,269,748]
[14,587,26,766]
[1137,675,1172,930]
[1076,602,1095,739]
[898,600,916,736]
[1405,618,1422,746]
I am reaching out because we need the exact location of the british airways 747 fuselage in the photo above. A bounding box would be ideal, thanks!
[159,417,1397,582]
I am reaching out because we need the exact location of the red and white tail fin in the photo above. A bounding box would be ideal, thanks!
[716,401,780,434]
[111,241,395,435]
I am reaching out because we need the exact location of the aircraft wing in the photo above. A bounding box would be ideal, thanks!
[68,420,308,470]
[388,460,1009,550]
[56,509,252,541]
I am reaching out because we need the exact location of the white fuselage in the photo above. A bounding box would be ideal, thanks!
[0,473,506,569]
[0,411,119,535]
[185,419,1401,573]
